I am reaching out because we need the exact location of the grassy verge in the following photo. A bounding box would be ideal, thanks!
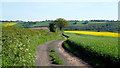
[48,48,63,65]
[63,33,119,68]
[49,53,63,65]
[2,26,63,66]
[50,49,55,52]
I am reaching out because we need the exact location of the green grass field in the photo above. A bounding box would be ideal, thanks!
[63,33,119,67]
[2,26,63,66]
[10,22,23,27]
[89,22,106,23]
[12,22,51,28]
[69,21,85,26]
[70,21,106,26]
[30,22,51,27]
[0,22,10,24]
[11,21,107,28]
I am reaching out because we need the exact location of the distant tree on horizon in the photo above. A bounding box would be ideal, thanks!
[49,18,69,32]
[53,18,69,31]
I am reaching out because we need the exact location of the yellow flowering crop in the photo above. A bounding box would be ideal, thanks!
[64,31,120,37]
[2,23,17,27]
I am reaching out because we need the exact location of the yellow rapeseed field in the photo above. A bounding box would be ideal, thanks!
[64,31,120,37]
[2,23,17,27]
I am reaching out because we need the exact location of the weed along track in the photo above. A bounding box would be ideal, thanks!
[36,40,91,67]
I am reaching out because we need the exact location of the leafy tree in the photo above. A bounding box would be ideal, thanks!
[49,23,57,32]
[53,18,69,31]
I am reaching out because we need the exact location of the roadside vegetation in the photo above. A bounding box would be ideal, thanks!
[63,33,119,68]
[2,26,62,66]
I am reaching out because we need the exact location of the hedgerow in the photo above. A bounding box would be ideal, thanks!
[63,33,119,68]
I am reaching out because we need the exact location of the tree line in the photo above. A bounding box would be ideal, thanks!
[64,22,120,33]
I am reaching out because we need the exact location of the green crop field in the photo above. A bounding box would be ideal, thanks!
[11,21,107,28]
[0,22,10,24]
[2,26,63,66]
[89,22,106,23]
[30,22,51,27]
[12,21,51,28]
[69,21,85,26]
[69,21,106,26]
[10,22,23,27]
[63,33,119,67]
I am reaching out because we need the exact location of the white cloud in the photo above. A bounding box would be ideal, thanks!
[1,0,119,2]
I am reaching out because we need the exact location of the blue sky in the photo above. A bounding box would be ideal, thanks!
[0,0,119,21]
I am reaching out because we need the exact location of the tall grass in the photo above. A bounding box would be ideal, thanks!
[63,33,119,68]
[2,26,62,66]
